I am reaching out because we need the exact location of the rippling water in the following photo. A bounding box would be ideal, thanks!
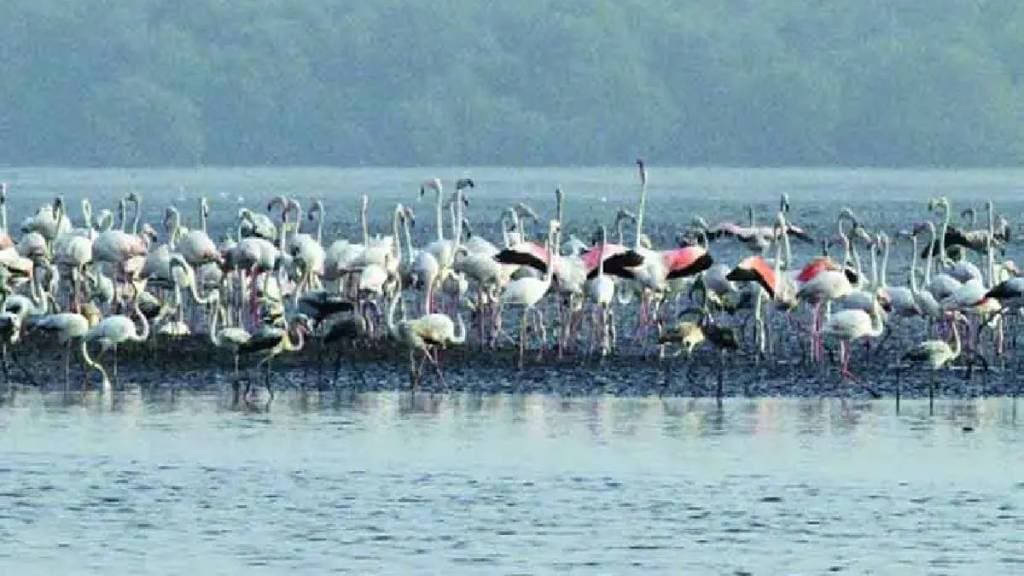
[1,392,1022,574]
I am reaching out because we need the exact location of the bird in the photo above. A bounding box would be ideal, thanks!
[586,225,617,356]
[27,304,102,389]
[237,314,311,400]
[208,296,252,381]
[498,220,560,368]
[85,288,151,390]
[822,301,886,381]
[386,288,467,387]
[322,312,371,387]
[904,314,962,370]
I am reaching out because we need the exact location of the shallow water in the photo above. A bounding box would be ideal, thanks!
[1,391,1022,574]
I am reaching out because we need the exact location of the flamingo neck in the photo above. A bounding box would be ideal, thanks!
[869,242,878,287]
[169,210,180,250]
[291,203,303,237]
[434,189,444,243]
[362,200,370,246]
[635,181,646,250]
[869,309,885,337]
[286,324,305,352]
[209,304,222,347]
[543,229,557,285]
[402,214,415,262]
[986,202,995,288]
[133,301,150,342]
[132,198,141,234]
[924,225,936,285]
[555,189,564,228]
[950,319,961,357]
[910,236,920,293]
[880,238,890,288]
[315,207,323,244]
[82,200,92,231]
[938,202,950,268]
[79,339,110,388]
[392,207,402,261]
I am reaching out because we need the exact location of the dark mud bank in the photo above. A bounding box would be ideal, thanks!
[6,335,1023,398]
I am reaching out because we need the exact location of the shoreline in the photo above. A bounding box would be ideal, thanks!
[6,334,1021,399]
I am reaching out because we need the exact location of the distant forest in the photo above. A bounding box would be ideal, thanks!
[2,1,1023,167]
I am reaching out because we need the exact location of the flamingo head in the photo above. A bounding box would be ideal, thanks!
[0,182,6,203]
[911,221,935,237]
[309,199,323,221]
[635,159,647,185]
[514,202,538,222]
[779,193,791,214]
[267,195,288,213]
[875,288,893,313]
[51,195,65,218]
[291,313,313,335]
[927,196,949,214]
[455,177,475,191]
[420,178,442,198]
[836,207,859,228]
[140,223,159,245]
[401,206,416,228]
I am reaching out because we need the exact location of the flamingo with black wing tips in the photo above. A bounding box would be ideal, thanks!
[498,220,560,367]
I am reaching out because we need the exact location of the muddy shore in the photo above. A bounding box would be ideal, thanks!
[4,331,1021,399]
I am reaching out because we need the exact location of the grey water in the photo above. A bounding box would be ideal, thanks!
[0,391,1022,575]
[4,166,1023,280]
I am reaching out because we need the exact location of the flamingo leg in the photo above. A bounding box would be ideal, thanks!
[518,307,528,369]
[534,307,547,360]
[64,342,71,392]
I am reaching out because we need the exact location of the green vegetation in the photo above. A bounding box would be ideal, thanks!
[2,1,1023,167]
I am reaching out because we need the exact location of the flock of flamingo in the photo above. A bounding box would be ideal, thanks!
[0,160,1021,399]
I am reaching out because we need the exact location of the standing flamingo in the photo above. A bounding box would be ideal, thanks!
[85,286,151,389]
[498,220,560,368]
[822,301,885,381]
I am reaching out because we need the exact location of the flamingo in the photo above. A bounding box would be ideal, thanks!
[822,300,885,381]
[586,225,616,356]
[904,314,962,370]
[28,304,102,389]
[386,277,467,386]
[238,208,276,241]
[498,220,560,367]
[178,198,221,267]
[875,232,919,318]
[85,286,152,389]
[237,314,311,399]
[208,295,252,381]
[0,183,13,249]
[903,312,964,400]
[322,312,371,387]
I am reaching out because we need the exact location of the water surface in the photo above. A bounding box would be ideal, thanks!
[1,392,1021,574]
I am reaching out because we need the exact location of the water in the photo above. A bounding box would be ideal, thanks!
[1,167,1023,572]
[1,391,1022,574]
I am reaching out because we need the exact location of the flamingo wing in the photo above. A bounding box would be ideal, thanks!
[726,256,776,297]
[581,243,629,278]
[598,250,646,279]
[494,242,549,273]
[663,247,713,279]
